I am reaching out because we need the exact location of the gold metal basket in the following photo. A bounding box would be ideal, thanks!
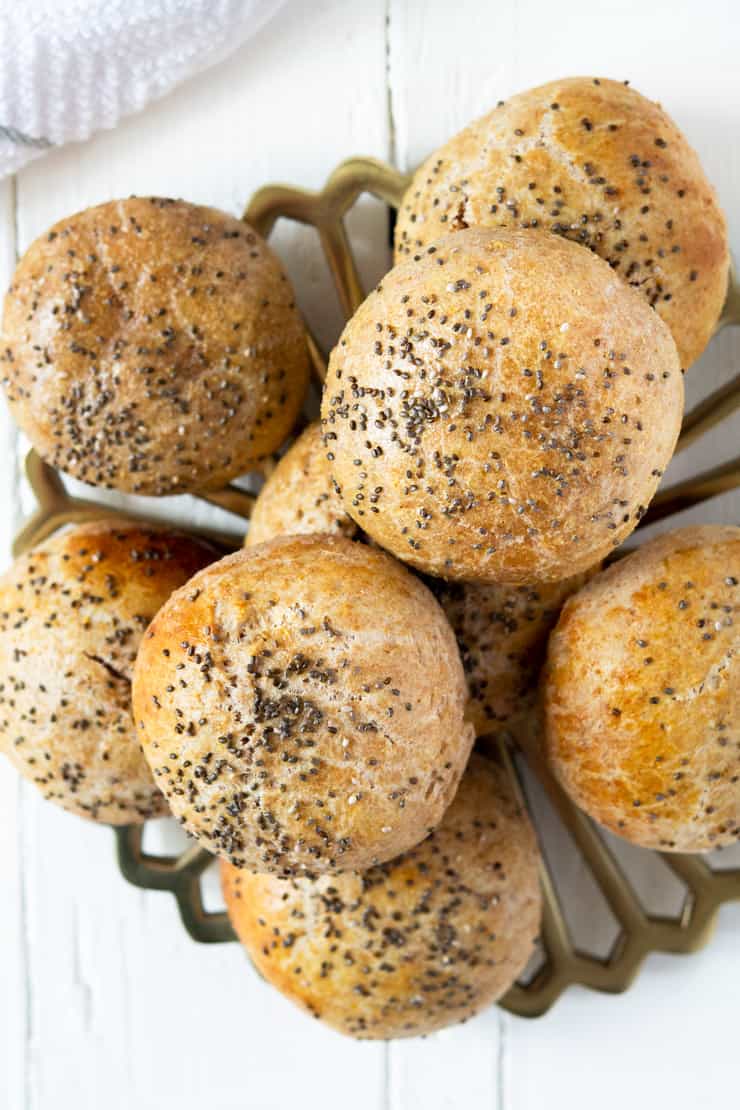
[12,157,740,1019]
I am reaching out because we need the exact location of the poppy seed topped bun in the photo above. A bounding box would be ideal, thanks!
[246,423,356,547]
[133,534,474,875]
[434,570,597,740]
[322,227,683,584]
[1,197,310,494]
[544,525,740,851]
[395,77,729,368]
[0,521,215,823]
[221,753,542,1039]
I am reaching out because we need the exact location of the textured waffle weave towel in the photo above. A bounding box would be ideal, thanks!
[0,0,286,177]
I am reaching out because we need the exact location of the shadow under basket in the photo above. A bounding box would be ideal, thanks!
[13,157,740,1020]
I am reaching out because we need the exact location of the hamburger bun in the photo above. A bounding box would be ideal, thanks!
[133,533,474,874]
[322,227,683,584]
[1,197,309,494]
[544,525,740,851]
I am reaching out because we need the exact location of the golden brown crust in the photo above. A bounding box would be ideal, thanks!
[133,534,474,874]
[246,423,356,547]
[0,520,215,823]
[434,569,597,740]
[221,753,541,1039]
[1,197,309,494]
[544,525,740,851]
[322,227,683,584]
[395,77,728,369]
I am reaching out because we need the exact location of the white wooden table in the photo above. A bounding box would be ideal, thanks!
[1,2,739,1107]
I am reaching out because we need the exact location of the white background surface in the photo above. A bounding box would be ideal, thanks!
[1,2,739,1108]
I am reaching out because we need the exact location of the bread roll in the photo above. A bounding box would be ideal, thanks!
[0,521,214,823]
[1,197,309,494]
[221,753,541,1038]
[434,571,596,740]
[544,525,740,851]
[246,423,356,547]
[322,227,683,584]
[395,77,728,369]
[133,533,474,874]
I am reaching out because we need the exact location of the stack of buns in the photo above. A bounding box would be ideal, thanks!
[0,76,735,1040]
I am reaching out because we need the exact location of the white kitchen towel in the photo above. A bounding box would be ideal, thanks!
[0,0,287,177]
